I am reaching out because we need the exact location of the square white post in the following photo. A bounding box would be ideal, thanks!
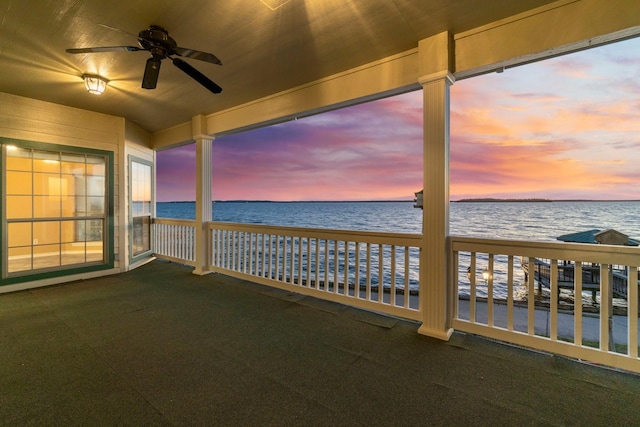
[193,116,214,276]
[417,33,454,340]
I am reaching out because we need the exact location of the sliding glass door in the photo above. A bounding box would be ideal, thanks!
[129,157,152,262]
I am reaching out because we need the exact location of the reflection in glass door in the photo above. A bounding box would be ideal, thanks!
[130,157,152,261]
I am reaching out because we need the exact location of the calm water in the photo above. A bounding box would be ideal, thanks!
[157,200,640,242]
[157,201,640,300]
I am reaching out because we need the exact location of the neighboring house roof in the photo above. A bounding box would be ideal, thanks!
[557,229,640,246]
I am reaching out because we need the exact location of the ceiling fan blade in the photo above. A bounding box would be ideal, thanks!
[173,47,222,65]
[97,23,140,40]
[171,57,222,94]
[66,46,141,54]
[142,57,162,89]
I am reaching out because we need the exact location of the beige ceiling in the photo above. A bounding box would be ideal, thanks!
[0,0,558,133]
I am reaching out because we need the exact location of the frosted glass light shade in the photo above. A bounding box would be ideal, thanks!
[82,74,108,95]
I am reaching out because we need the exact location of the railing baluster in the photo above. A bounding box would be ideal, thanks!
[216,229,221,267]
[324,239,329,291]
[162,224,167,257]
[284,236,289,283]
[469,252,476,323]
[174,225,178,258]
[354,242,360,299]
[236,231,241,273]
[404,246,410,308]
[224,230,229,270]
[628,266,638,358]
[248,232,252,273]
[181,226,186,260]
[249,232,253,274]
[170,225,176,258]
[600,264,611,351]
[267,234,273,280]
[314,238,320,289]
[242,232,248,274]
[218,229,223,267]
[237,231,242,272]
[292,236,296,284]
[333,240,338,294]
[287,236,292,283]
[261,234,265,278]
[216,229,221,268]
[390,245,396,306]
[166,224,172,258]
[487,254,494,327]
[297,237,303,285]
[275,235,281,282]
[287,236,292,284]
[227,230,231,268]
[305,237,310,287]
[527,257,535,335]
[507,255,514,331]
[575,261,583,346]
[225,230,230,270]
[366,243,372,301]
[238,231,242,272]
[343,241,349,296]
[550,259,558,340]
[378,244,383,304]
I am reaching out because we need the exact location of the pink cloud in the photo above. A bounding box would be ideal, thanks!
[157,38,640,202]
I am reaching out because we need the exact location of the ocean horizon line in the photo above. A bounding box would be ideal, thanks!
[157,198,640,204]
[159,199,415,204]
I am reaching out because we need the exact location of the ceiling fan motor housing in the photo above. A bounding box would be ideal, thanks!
[138,25,177,57]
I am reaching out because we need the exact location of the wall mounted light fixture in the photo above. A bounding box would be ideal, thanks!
[82,74,108,95]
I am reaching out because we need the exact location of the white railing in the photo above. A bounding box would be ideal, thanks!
[208,222,422,321]
[150,217,640,373]
[450,236,640,373]
[152,218,196,266]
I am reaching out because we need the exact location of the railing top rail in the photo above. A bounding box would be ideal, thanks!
[152,218,196,227]
[208,221,422,245]
[450,235,640,265]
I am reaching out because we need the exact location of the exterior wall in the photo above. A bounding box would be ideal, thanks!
[0,92,125,292]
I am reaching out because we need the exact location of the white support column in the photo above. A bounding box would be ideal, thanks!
[193,115,214,275]
[417,33,454,340]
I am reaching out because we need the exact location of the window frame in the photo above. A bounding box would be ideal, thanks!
[128,155,153,264]
[1,138,114,285]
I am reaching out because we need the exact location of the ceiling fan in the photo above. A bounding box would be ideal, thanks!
[66,25,223,94]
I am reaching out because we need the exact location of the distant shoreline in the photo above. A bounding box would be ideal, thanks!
[158,199,639,203]
[452,198,640,203]
[160,200,415,203]
[453,198,552,203]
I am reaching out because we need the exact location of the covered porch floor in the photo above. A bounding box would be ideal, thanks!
[2,260,640,426]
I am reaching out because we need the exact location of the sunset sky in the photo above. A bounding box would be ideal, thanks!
[157,37,640,202]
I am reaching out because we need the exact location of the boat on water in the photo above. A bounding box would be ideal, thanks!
[522,229,640,303]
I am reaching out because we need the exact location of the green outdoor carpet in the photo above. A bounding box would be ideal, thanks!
[1,260,640,426]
